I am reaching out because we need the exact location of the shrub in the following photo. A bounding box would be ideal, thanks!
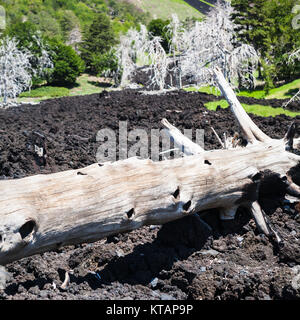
[89,51,118,76]
[147,19,170,52]
[28,11,62,40]
[57,9,80,41]
[47,40,85,86]
[80,12,117,74]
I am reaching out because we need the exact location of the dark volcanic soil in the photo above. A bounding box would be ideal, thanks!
[132,68,300,111]
[0,89,300,300]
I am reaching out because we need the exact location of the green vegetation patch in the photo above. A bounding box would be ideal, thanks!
[204,100,300,118]
[138,0,203,20]
[69,74,109,96]
[185,78,300,100]
[19,86,70,98]
[238,79,300,100]
[185,86,222,96]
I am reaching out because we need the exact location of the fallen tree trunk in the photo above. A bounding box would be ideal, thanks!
[0,68,299,266]
[0,156,259,265]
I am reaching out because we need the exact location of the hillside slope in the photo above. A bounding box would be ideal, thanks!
[1,0,149,40]
[127,0,203,20]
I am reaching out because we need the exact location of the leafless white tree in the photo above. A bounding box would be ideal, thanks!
[165,14,187,88]
[147,36,168,91]
[109,1,259,92]
[289,48,300,63]
[0,35,53,107]
[114,24,149,87]
[0,37,33,106]
[31,32,53,79]
[181,0,259,89]
[146,2,259,91]
[282,48,300,108]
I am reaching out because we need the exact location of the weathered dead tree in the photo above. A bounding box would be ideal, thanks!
[0,68,299,266]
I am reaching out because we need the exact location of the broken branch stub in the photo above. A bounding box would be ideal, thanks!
[161,118,204,155]
[213,67,272,144]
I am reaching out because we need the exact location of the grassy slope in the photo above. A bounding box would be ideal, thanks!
[186,79,300,100]
[185,79,300,117]
[17,74,107,103]
[204,100,300,118]
[132,0,203,20]
[236,79,300,100]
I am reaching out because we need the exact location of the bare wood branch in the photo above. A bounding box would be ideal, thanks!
[161,118,204,155]
[211,127,225,149]
[249,201,271,236]
[213,67,271,144]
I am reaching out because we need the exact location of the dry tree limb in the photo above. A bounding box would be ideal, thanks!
[211,127,225,149]
[214,67,271,144]
[60,271,70,290]
[60,270,73,290]
[161,118,204,155]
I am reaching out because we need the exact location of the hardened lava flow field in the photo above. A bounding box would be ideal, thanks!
[0,89,300,300]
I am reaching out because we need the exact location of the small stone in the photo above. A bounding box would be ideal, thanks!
[200,267,206,272]
[237,236,244,242]
[160,293,175,300]
[262,294,272,300]
[18,285,26,293]
[0,267,11,290]
[43,283,53,290]
[291,230,297,236]
[212,240,227,252]
[291,274,300,290]
[28,286,40,295]
[150,277,158,288]
[291,265,300,274]
[239,269,249,276]
[149,225,159,230]
[116,249,124,257]
[200,249,219,257]
[39,290,50,299]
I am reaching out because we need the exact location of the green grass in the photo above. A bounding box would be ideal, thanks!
[137,0,203,20]
[185,86,222,96]
[18,74,111,103]
[265,79,300,99]
[204,100,300,117]
[185,78,300,100]
[69,74,110,96]
[19,86,70,98]
[165,74,300,104]
[237,79,300,100]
